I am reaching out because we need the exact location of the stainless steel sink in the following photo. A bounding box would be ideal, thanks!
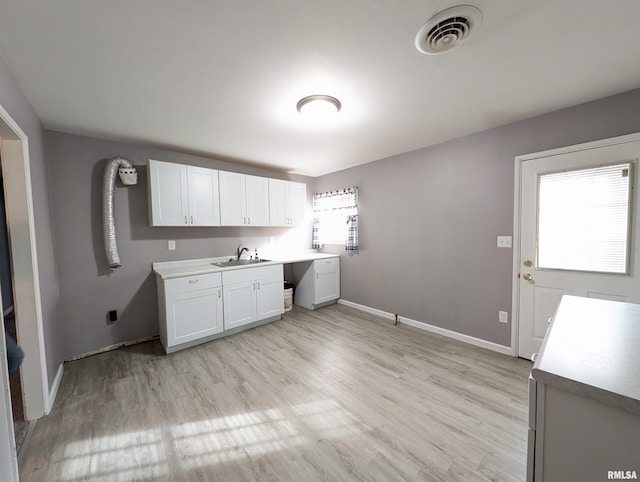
[211,259,272,268]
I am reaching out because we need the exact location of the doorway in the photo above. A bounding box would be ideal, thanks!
[0,165,33,459]
[0,102,50,481]
[512,133,640,359]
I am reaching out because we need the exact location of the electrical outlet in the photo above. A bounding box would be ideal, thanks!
[168,240,176,250]
[498,311,509,324]
[497,236,512,248]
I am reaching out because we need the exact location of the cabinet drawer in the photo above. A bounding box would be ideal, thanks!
[314,258,339,271]
[164,272,222,295]
[222,264,283,284]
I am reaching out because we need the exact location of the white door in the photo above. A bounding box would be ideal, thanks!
[148,160,189,226]
[245,175,269,226]
[315,259,340,304]
[187,166,220,226]
[0,303,19,482]
[287,181,306,225]
[223,281,257,329]
[167,288,223,345]
[256,275,284,319]
[219,171,246,226]
[516,137,640,359]
[268,179,287,226]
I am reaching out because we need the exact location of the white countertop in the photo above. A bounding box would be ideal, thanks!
[153,252,339,279]
[532,295,640,415]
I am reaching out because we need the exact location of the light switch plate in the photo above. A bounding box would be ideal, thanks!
[497,236,512,248]
[498,311,509,324]
[168,240,176,251]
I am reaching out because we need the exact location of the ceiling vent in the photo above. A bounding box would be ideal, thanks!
[415,5,482,55]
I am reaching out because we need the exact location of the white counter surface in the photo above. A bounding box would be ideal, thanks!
[153,252,339,280]
[532,295,640,415]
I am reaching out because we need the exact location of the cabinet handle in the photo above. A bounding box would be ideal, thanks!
[247,217,251,224]
[190,215,193,224]
[189,279,199,284]
[218,289,221,298]
[253,282,256,290]
[184,216,188,224]
[257,282,260,289]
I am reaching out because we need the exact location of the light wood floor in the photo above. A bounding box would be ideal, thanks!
[19,304,532,481]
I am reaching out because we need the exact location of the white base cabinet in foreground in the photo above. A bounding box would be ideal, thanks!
[292,257,340,310]
[157,272,224,353]
[528,296,640,481]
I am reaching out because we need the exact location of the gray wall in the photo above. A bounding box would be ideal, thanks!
[0,54,64,387]
[45,130,314,359]
[315,89,640,347]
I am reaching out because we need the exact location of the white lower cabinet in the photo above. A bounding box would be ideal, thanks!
[157,265,284,353]
[223,265,284,329]
[292,257,340,310]
[158,272,224,353]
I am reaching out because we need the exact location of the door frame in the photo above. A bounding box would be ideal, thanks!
[0,101,50,481]
[511,132,640,357]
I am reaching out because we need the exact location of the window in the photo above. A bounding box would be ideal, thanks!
[537,162,633,274]
[312,187,359,251]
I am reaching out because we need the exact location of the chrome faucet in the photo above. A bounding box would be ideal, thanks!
[236,245,249,260]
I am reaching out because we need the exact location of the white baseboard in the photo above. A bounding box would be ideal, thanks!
[45,363,63,415]
[338,299,512,356]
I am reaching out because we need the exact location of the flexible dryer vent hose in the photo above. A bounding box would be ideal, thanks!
[103,157,134,269]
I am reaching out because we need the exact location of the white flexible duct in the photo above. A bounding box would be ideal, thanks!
[103,157,136,269]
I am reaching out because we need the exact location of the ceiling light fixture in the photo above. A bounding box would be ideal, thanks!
[296,95,342,124]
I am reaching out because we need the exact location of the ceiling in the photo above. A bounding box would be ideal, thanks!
[0,1,639,177]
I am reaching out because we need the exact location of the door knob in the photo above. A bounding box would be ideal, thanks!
[523,273,533,281]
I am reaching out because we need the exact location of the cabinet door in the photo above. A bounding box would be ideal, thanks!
[166,287,223,346]
[268,179,288,226]
[223,280,257,329]
[256,274,284,319]
[187,166,220,226]
[246,175,269,226]
[148,160,189,226]
[314,259,340,304]
[315,270,340,303]
[287,181,306,225]
[219,171,247,226]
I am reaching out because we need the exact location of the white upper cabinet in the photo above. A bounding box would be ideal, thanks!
[187,166,221,226]
[268,179,306,226]
[148,159,220,226]
[287,181,306,225]
[148,160,189,226]
[219,171,269,226]
[149,159,306,228]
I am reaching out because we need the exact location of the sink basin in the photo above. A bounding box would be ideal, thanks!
[212,259,272,268]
